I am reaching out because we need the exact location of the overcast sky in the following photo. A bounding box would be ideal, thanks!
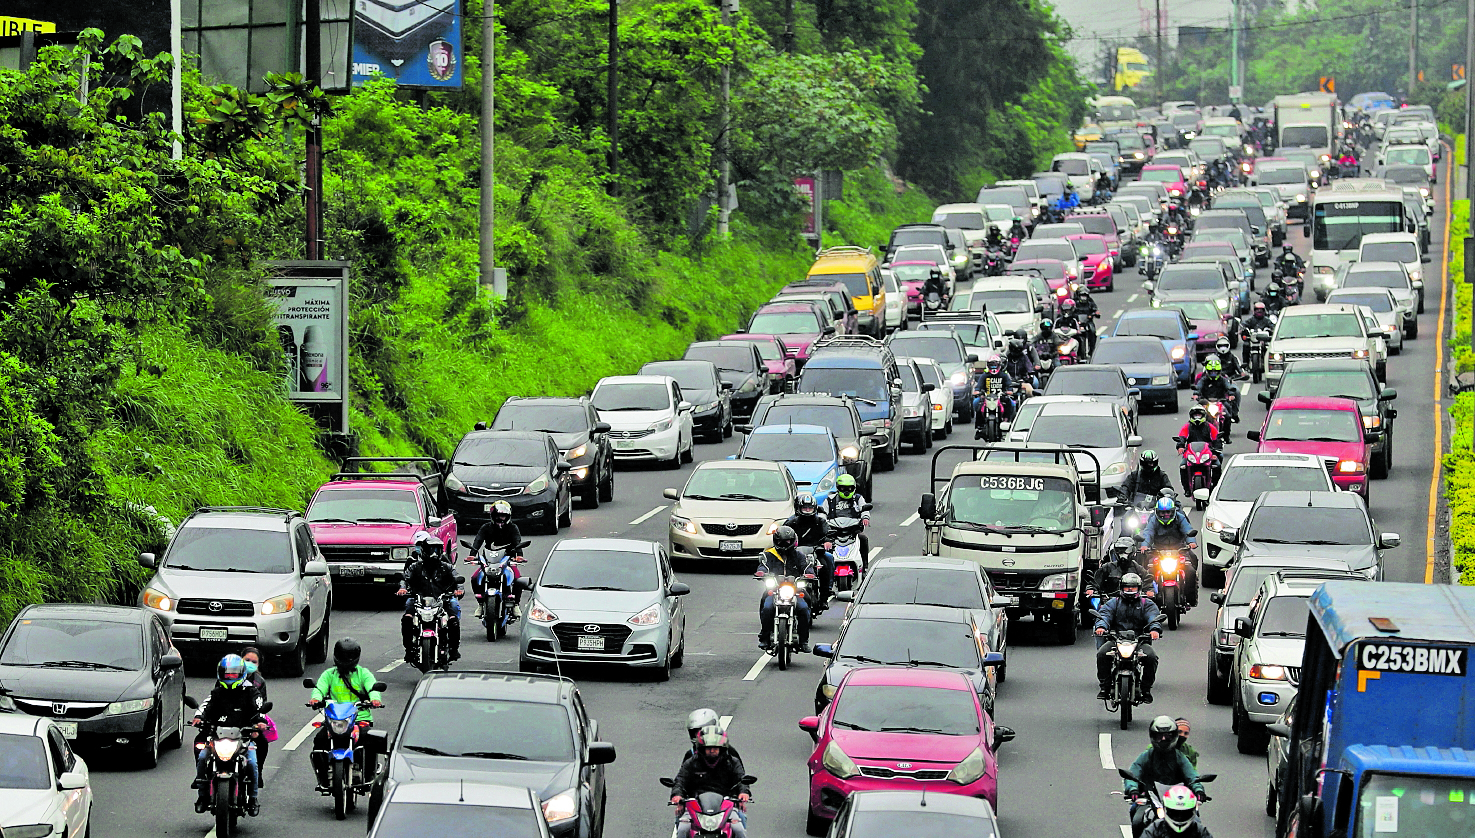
[1048,0,1237,80]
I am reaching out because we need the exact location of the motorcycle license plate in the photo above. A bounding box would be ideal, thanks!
[421,628,436,637]
[719,540,743,553]
[199,627,229,641]
[577,636,604,651]
[484,504,495,512]
[335,566,364,577]
[52,721,77,739]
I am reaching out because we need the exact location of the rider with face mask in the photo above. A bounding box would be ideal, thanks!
[1275,244,1304,279]
[1088,537,1154,601]
[1175,406,1221,486]
[397,538,463,663]
[1094,573,1162,701]
[469,501,526,617]
[1239,302,1277,362]
[972,355,1017,429]
[1005,335,1038,393]
[825,474,870,566]
[1125,716,1207,836]
[191,655,267,814]
[1009,217,1027,242]
[670,725,750,838]
[784,493,832,608]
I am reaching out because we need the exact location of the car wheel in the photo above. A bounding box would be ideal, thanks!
[681,433,694,463]
[558,494,573,528]
[1206,654,1232,705]
[1376,360,1386,382]
[541,507,560,534]
[274,621,308,677]
[598,463,614,503]
[136,707,161,769]
[308,610,330,664]
[518,658,541,673]
[670,640,685,669]
[806,809,829,836]
[1418,292,1426,314]
[664,449,682,470]
[652,652,671,683]
[1406,317,1418,339]
[582,481,600,509]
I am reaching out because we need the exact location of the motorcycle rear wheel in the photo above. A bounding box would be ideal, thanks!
[333,760,349,820]
[214,782,233,836]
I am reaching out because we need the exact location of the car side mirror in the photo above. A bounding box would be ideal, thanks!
[1303,223,1311,236]
[453,575,466,585]
[427,517,443,529]
[1267,723,1291,738]
[834,590,854,602]
[1234,617,1253,638]
[823,325,837,335]
[1186,528,1198,537]
[138,552,156,569]
[1379,532,1401,549]
[556,460,572,473]
[587,741,618,765]
[302,678,316,688]
[859,427,877,437]
[1422,255,1433,263]
[160,651,183,669]
[1379,388,1397,401]
[721,381,734,391]
[594,421,612,433]
[982,652,1005,667]
[1209,591,1224,604]
[812,644,835,658]
[1127,435,1143,447]
[798,715,821,733]
[1252,225,1262,235]
[919,493,937,521]
[303,560,328,577]
[993,725,1016,748]
[663,488,679,500]
[1187,332,1200,341]
[1221,527,1240,545]
[516,576,536,591]
[991,596,1014,608]
[1127,387,1141,400]
[1192,488,1210,502]
[966,354,979,363]
[1258,391,1273,406]
[922,383,936,392]
[363,728,389,755]
[58,770,86,791]
[668,582,692,596]
[735,424,753,435]
[677,401,694,413]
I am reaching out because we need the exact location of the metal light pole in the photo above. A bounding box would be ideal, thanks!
[716,0,733,237]
[1230,0,1239,101]
[305,0,324,260]
[1465,0,1474,358]
[1410,0,1420,96]
[608,0,619,190]
[480,0,500,293]
[1155,0,1165,106]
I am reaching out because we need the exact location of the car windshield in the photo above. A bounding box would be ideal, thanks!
[839,617,980,669]
[743,433,835,462]
[1166,300,1223,321]
[1047,369,1127,397]
[1250,505,1371,544]
[983,205,1015,222]
[1115,133,1146,149]
[1029,413,1123,448]
[592,383,671,411]
[1385,146,1430,165]
[1330,292,1393,313]
[918,323,990,349]
[0,619,144,670]
[860,568,986,609]
[1255,168,1305,185]
[1086,143,1120,155]
[1115,315,1182,339]
[890,336,963,364]
[0,734,49,790]
[309,488,421,525]
[454,437,548,466]
[890,230,947,249]
[962,290,1030,315]
[897,364,922,392]
[1277,313,1363,339]
[831,684,980,735]
[1090,340,1169,365]
[748,311,821,335]
[1226,566,1278,605]
[847,811,997,838]
[375,802,540,833]
[1052,158,1091,176]
[894,247,948,266]
[1142,169,1182,183]
[688,345,759,372]
[539,549,659,591]
[1196,216,1247,232]
[1203,124,1239,137]
[1098,105,1136,121]
[1016,242,1077,263]
[399,698,575,761]
[682,467,791,502]
[642,363,715,391]
[1258,596,1310,637]
[1355,772,1475,837]
[977,188,1027,208]
[1361,242,1419,263]
[1264,408,1361,442]
[1011,261,1065,279]
[492,404,588,433]
[798,368,889,402]
[1171,113,1199,126]
[1343,270,1407,290]
[1158,269,1225,291]
[1070,238,1106,256]
[933,212,986,228]
[1281,125,1329,147]
[1382,167,1428,185]
[164,527,293,574]
[915,364,944,388]
[1279,369,1376,400]
[947,475,1076,531]
[1216,464,1330,502]
[1313,201,1404,251]
[760,405,857,437]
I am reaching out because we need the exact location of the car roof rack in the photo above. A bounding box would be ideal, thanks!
[812,334,885,351]
[331,456,446,489]
[816,245,874,258]
[195,506,299,521]
[914,311,987,323]
[1273,568,1362,582]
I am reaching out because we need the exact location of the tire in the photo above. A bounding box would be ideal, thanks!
[308,611,330,665]
[1163,586,1180,630]
[876,444,896,472]
[558,496,572,529]
[911,431,927,454]
[136,707,161,769]
[1056,611,1077,645]
[486,597,501,641]
[276,624,308,677]
[1406,317,1418,339]
[1237,716,1271,754]
[598,464,614,503]
[418,636,436,674]
[541,507,559,535]
[664,450,682,470]
[1206,653,1232,705]
[214,783,232,837]
[806,809,829,836]
[775,616,790,671]
[1376,361,1386,383]
[1418,292,1426,314]
[332,759,348,820]
[582,484,599,509]
[681,436,694,463]
[670,641,685,669]
[944,417,953,437]
[1267,783,1279,818]
[1168,394,1180,413]
[724,415,734,438]
[1120,695,1133,730]
[652,651,671,683]
[518,658,540,673]
[1372,441,1390,479]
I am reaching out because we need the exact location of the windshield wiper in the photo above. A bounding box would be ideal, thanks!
[575,586,629,592]
[357,517,415,524]
[402,744,457,756]
[832,720,871,731]
[311,518,356,525]
[718,493,770,501]
[1300,539,1355,545]
[1322,394,1370,402]
[879,725,948,734]
[539,583,577,589]
[1260,631,1304,638]
[1251,537,1293,543]
[1000,525,1061,534]
[598,406,656,411]
[218,568,266,573]
[42,660,128,670]
[459,751,529,760]
[681,494,723,501]
[840,654,889,665]
[904,658,962,669]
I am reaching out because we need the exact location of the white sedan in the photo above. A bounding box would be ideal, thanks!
[0,715,91,838]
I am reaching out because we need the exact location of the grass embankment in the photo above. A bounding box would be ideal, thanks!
[1443,198,1475,583]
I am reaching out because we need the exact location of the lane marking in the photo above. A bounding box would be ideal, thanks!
[743,654,772,681]
[1127,293,1140,302]
[1427,142,1453,585]
[1112,309,1124,319]
[1121,826,1133,838]
[1099,733,1116,769]
[900,512,920,527]
[870,547,884,561]
[631,505,668,526]
[378,659,403,674]
[1239,381,1251,395]
[719,715,733,730]
[282,713,322,751]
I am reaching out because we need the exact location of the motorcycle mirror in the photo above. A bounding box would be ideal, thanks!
[183,695,199,710]
[302,678,315,688]
[454,575,467,585]
[1132,532,1145,543]
[1118,768,1144,784]
[742,775,759,786]
[260,701,273,713]
[519,540,533,549]
[1087,609,1101,619]
[373,683,388,692]
[1186,528,1199,537]
[1198,773,1218,783]
[660,778,677,788]
[1258,391,1273,405]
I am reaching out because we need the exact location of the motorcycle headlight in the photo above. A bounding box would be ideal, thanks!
[765,575,779,590]
[212,738,241,761]
[1158,556,1179,573]
[106,697,156,716]
[671,514,698,534]
[528,601,558,623]
[142,588,175,612]
[444,472,466,492]
[840,445,860,461]
[525,474,551,495]
[1134,152,1144,159]
[947,746,988,785]
[697,812,727,832]
[327,717,353,735]
[822,740,860,779]
[567,443,588,460]
[542,789,579,824]
[628,603,662,626]
[1169,189,1182,197]
[1295,194,1306,202]
[778,585,797,602]
[260,594,294,616]
[1151,375,1171,385]
[1117,640,1139,657]
[1039,572,1077,591]
[1420,187,1430,197]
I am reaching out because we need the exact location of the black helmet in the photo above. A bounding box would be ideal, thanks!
[333,638,362,672]
[1140,449,1158,467]
[1040,319,1054,335]
[796,493,817,515]
[1013,328,1029,341]
[1008,337,1025,355]
[773,525,798,550]
[1282,244,1295,255]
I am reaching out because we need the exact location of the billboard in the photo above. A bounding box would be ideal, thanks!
[352,0,463,89]
[266,261,350,433]
[181,0,353,93]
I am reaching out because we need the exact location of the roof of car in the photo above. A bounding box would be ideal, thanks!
[416,671,578,702]
[1037,400,1116,418]
[847,789,997,817]
[459,429,549,442]
[1359,232,1421,245]
[1119,307,1186,321]
[549,537,658,555]
[1280,303,1361,317]
[867,555,981,572]
[182,510,293,532]
[1223,452,1327,468]
[840,665,975,691]
[1345,260,1407,274]
[1065,233,1108,241]
[17,603,151,622]
[596,374,678,387]
[1254,489,1365,509]
[757,301,824,314]
[0,714,44,737]
[387,781,538,809]
[1267,396,1362,413]
[934,203,985,213]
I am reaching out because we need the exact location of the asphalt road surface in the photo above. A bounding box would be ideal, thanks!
[88,158,1453,838]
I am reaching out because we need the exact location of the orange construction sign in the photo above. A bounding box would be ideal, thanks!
[1318,76,1336,93]
[1456,64,1467,80]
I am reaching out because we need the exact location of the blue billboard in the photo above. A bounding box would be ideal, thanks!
[352,0,463,89]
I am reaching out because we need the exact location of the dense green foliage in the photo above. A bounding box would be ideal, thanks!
[1445,200,1475,584]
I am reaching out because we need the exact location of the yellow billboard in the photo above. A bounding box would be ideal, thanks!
[0,17,57,36]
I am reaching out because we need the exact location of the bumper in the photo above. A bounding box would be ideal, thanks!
[808,767,995,821]
[1240,679,1296,725]
[1202,529,1233,567]
[903,415,929,436]
[566,457,598,490]
[1172,358,1193,386]
[327,560,406,586]
[13,705,154,746]
[1084,268,1113,290]
[692,406,724,434]
[153,609,303,653]
[448,490,560,529]
[610,426,682,461]
[1330,472,1368,497]
[857,313,879,334]
[520,619,669,668]
[1130,383,1177,407]
[731,389,763,419]
[929,400,949,430]
[670,523,776,560]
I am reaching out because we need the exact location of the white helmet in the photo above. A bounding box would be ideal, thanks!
[686,708,720,743]
[1162,784,1199,833]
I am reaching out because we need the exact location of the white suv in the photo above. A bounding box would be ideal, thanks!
[1266,304,1386,392]
[1357,232,1427,312]
[1200,453,1335,584]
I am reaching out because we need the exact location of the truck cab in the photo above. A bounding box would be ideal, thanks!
[917,444,1111,645]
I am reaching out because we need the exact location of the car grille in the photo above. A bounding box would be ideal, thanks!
[1287,666,1301,686]
[463,485,524,497]
[1322,457,1339,479]
[858,765,951,780]
[551,623,633,653]
[607,429,653,440]
[700,523,764,536]
[697,546,765,558]
[319,545,398,563]
[1284,351,1357,362]
[177,598,256,617]
[14,699,109,720]
[1083,266,1096,277]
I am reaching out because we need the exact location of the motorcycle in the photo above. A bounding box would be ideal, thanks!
[1174,437,1219,508]
[408,583,463,674]
[1261,281,1289,315]
[1007,235,1021,258]
[1117,769,1217,838]
[660,775,759,838]
[984,248,1006,276]
[1093,624,1159,729]
[1139,242,1166,280]
[466,539,531,641]
[187,695,271,836]
[1196,396,1233,442]
[1054,326,1082,367]
[923,290,946,314]
[1242,327,1271,383]
[758,571,812,671]
[973,386,1012,442]
[304,678,388,820]
[828,515,868,593]
[1145,546,1190,630]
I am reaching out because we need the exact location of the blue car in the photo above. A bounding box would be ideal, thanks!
[731,424,843,505]
[1110,309,1200,387]
[1089,336,1181,412]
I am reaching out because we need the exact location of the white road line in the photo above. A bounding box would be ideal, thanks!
[1112,309,1124,319]
[282,714,322,751]
[900,512,920,527]
[1098,327,1109,337]
[1127,293,1140,302]
[630,505,668,525]
[719,715,733,731]
[1239,381,1251,395]
[742,654,772,681]
[870,547,884,561]
[378,659,403,674]
[1121,826,1134,838]
[1099,733,1116,769]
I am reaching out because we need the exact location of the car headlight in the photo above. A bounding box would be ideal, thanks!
[1364,414,1382,429]
[567,443,588,459]
[1249,663,1288,681]
[1295,194,1307,202]
[1351,349,1369,359]
[528,601,558,623]
[106,697,155,716]
[821,740,860,779]
[1170,345,1186,361]
[1039,572,1077,591]
[671,514,698,535]
[947,746,989,785]
[1151,375,1170,385]
[444,472,466,492]
[821,683,837,700]
[1269,352,1283,363]
[1169,189,1182,197]
[1,825,53,838]
[628,604,662,626]
[1104,461,1128,476]
[542,789,579,824]
[1134,152,1144,159]
[143,588,175,612]
[816,473,836,497]
[840,445,860,461]
[652,417,674,433]
[0,695,14,711]
[1420,187,1430,197]
[1215,297,1228,310]
[526,473,551,495]
[393,546,410,560]
[697,402,719,413]
[1337,459,1365,473]
[766,521,782,535]
[1204,516,1225,533]
[260,594,294,616]
[950,371,968,386]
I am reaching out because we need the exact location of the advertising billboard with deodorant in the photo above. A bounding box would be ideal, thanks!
[265,262,350,433]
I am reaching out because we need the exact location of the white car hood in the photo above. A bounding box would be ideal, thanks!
[1250,637,1307,668]
[1270,337,1366,354]
[1205,498,1252,530]
[596,409,672,431]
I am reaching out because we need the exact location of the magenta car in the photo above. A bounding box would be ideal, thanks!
[1250,396,1371,498]
[306,470,459,590]
[1140,164,1190,202]
[721,333,797,393]
[798,667,1008,833]
[886,261,940,314]
[743,302,834,367]
[1065,233,1116,291]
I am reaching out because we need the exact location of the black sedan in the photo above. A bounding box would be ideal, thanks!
[684,341,769,418]
[492,397,615,508]
[443,430,573,534]
[640,359,733,443]
[0,604,186,768]
[1265,358,1398,478]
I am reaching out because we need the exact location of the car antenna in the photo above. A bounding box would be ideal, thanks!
[459,778,465,802]
[920,785,928,806]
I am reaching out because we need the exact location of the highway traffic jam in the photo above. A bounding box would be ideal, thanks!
[0,92,1464,838]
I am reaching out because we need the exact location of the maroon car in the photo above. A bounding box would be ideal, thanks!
[742,302,834,367]
[721,333,796,393]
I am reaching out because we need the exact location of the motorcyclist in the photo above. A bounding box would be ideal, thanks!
[1125,717,1207,836]
[1008,216,1027,243]
[986,225,1004,249]
[1194,357,1238,433]
[1093,573,1162,701]
[825,474,871,567]
[784,493,833,609]
[756,526,814,650]
[191,655,266,815]
[307,638,384,792]
[1095,169,1113,201]
[1141,785,1215,838]
[1088,538,1154,602]
[1239,302,1277,362]
[1070,284,1100,354]
[923,267,948,305]
[670,725,751,838]
[1004,335,1038,393]
[1124,450,1173,505]
[1207,337,1243,381]
[1274,244,1304,279]
[468,500,526,618]
[972,355,1017,429]
[682,709,743,762]
[397,539,463,663]
[1139,496,1201,608]
[1175,405,1221,481]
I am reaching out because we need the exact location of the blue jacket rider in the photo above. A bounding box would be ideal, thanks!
[1139,498,1200,608]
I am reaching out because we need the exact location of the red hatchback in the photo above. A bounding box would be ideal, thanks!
[744,302,835,366]
[799,667,1010,835]
[721,333,797,393]
[1065,233,1115,291]
[1140,164,1190,202]
[1249,396,1370,498]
